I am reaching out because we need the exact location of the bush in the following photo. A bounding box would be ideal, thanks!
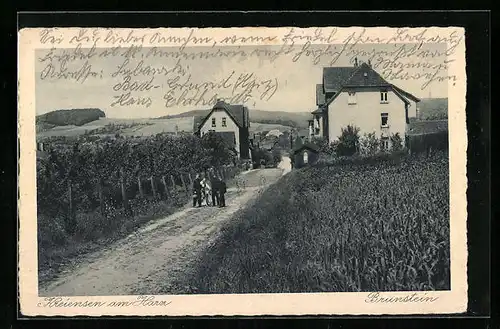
[390,133,404,152]
[271,148,282,166]
[311,136,335,155]
[359,132,380,156]
[336,125,360,156]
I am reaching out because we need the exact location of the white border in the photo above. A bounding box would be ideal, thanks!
[18,26,468,316]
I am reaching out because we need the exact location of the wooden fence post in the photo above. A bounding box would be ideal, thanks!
[137,174,144,198]
[162,175,169,199]
[150,176,157,199]
[180,174,189,194]
[170,175,176,192]
[188,173,193,186]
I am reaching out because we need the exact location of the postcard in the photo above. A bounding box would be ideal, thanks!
[18,26,467,316]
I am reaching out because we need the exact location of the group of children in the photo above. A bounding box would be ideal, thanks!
[192,172,227,208]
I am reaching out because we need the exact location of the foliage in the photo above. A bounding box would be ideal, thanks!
[311,136,335,155]
[271,148,282,167]
[186,150,450,293]
[251,148,274,168]
[37,133,240,284]
[36,108,105,126]
[390,133,404,152]
[336,125,360,156]
[359,133,380,156]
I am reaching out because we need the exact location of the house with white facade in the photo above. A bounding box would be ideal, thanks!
[196,100,251,159]
[309,59,421,148]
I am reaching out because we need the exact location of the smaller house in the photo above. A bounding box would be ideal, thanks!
[291,137,320,169]
[196,100,251,159]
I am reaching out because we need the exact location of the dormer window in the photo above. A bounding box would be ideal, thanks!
[348,92,357,105]
[212,118,216,127]
[380,91,388,103]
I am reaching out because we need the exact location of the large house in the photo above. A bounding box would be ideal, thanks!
[196,100,251,159]
[309,59,421,148]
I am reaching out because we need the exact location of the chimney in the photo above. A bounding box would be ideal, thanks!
[368,59,372,67]
[354,57,358,67]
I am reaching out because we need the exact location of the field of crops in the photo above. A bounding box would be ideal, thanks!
[185,150,450,293]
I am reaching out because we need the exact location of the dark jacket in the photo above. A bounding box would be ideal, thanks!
[210,177,220,191]
[219,180,227,194]
[193,178,202,191]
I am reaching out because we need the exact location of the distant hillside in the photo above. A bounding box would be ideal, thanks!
[159,109,311,129]
[37,108,106,128]
[418,98,448,120]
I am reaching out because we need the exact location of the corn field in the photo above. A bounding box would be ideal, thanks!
[187,150,450,293]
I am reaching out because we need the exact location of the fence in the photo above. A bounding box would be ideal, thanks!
[55,164,242,226]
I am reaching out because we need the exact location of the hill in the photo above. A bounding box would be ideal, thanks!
[159,109,311,129]
[36,108,106,128]
[418,98,448,120]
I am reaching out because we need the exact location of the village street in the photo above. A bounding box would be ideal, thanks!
[40,157,291,297]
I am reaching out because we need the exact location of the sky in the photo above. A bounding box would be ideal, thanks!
[35,43,448,118]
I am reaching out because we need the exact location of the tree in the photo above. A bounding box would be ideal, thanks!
[201,132,236,168]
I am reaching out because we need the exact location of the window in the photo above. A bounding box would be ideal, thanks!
[380,91,388,103]
[381,137,390,151]
[211,118,216,127]
[381,113,389,127]
[222,117,227,127]
[303,151,309,164]
[348,92,357,104]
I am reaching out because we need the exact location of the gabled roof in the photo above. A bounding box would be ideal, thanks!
[323,67,358,93]
[197,100,249,131]
[391,84,421,102]
[292,142,320,155]
[322,62,419,107]
[341,63,391,88]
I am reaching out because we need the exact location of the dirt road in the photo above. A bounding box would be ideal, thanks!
[40,163,289,297]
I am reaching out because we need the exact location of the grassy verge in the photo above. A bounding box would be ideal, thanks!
[183,151,450,293]
[37,194,187,286]
[38,168,244,287]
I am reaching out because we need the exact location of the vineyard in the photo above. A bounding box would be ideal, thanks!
[185,150,450,293]
[37,132,241,283]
